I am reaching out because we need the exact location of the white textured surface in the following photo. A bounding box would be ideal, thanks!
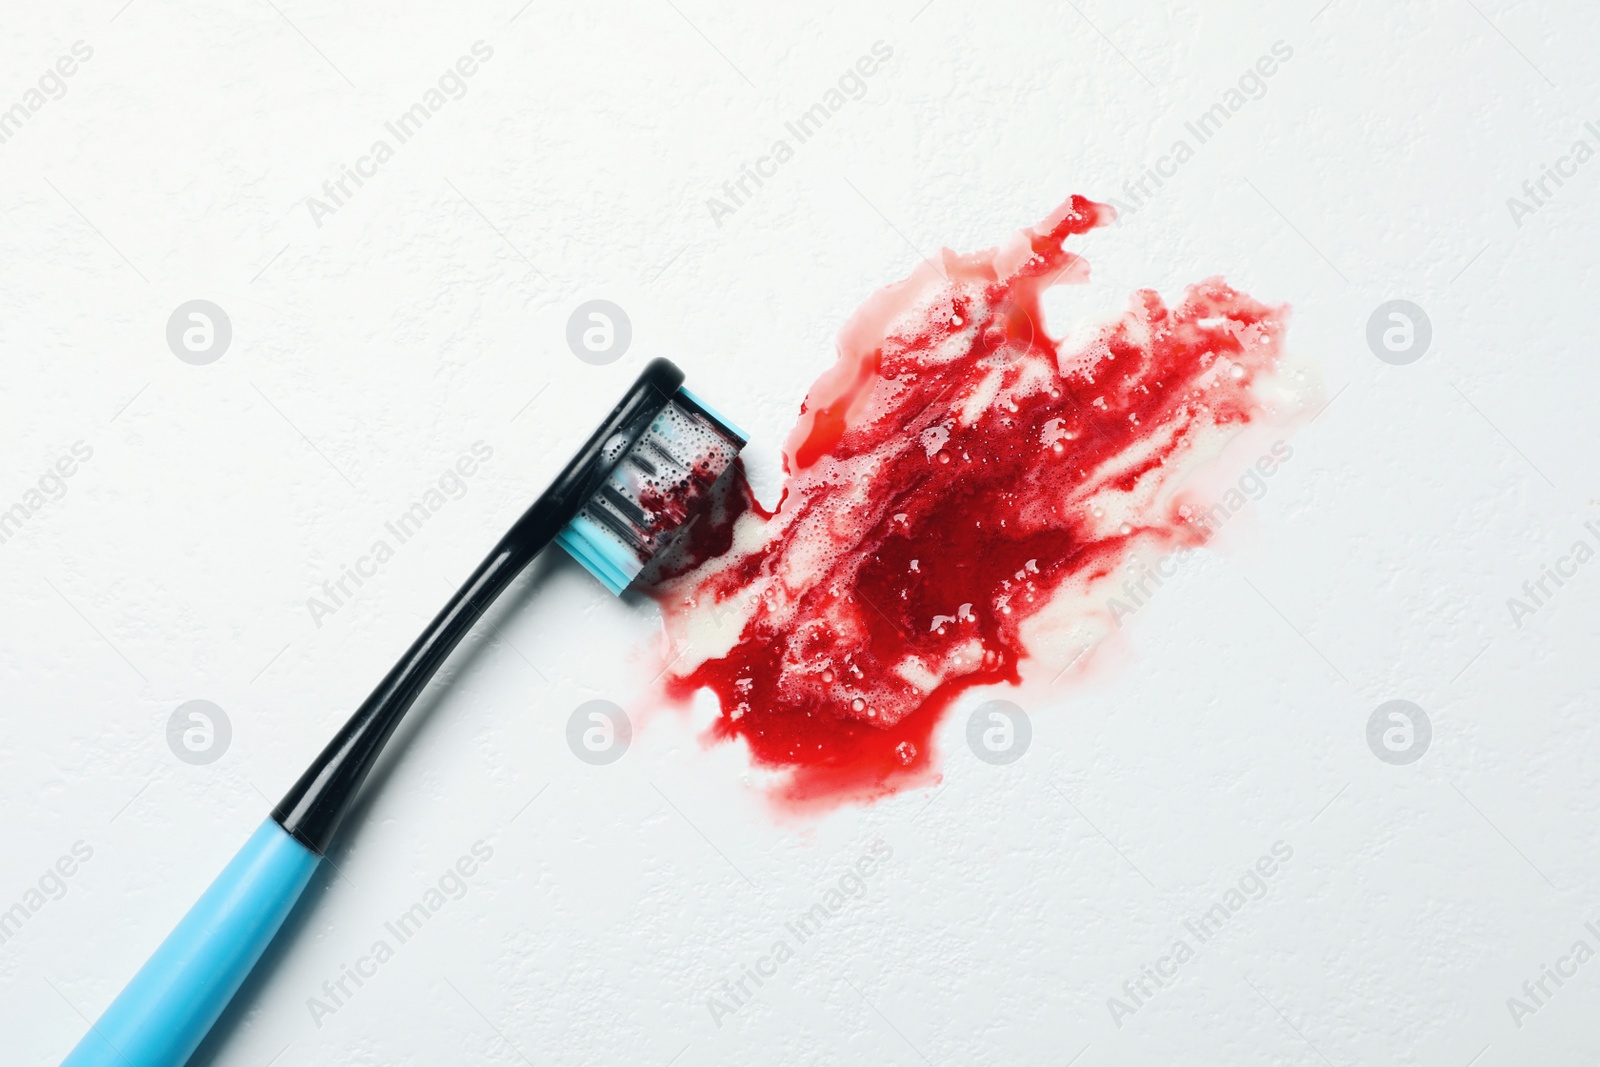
[3,1,1597,1064]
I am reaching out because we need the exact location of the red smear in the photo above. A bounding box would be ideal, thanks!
[646,196,1293,808]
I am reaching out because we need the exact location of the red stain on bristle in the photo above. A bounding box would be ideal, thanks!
[647,196,1291,809]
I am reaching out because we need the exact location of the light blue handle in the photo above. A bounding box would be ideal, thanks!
[62,819,321,1067]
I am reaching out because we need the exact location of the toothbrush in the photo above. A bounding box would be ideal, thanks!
[61,358,747,1067]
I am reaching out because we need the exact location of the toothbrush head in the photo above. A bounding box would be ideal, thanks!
[555,360,747,595]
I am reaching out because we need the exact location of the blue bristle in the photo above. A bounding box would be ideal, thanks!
[557,389,744,595]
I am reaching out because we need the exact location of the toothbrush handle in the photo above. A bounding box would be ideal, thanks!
[61,819,321,1067]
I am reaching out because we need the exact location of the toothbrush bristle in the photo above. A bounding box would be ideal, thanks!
[556,391,745,595]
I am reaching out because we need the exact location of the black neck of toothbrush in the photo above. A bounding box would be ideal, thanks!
[271,359,686,856]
